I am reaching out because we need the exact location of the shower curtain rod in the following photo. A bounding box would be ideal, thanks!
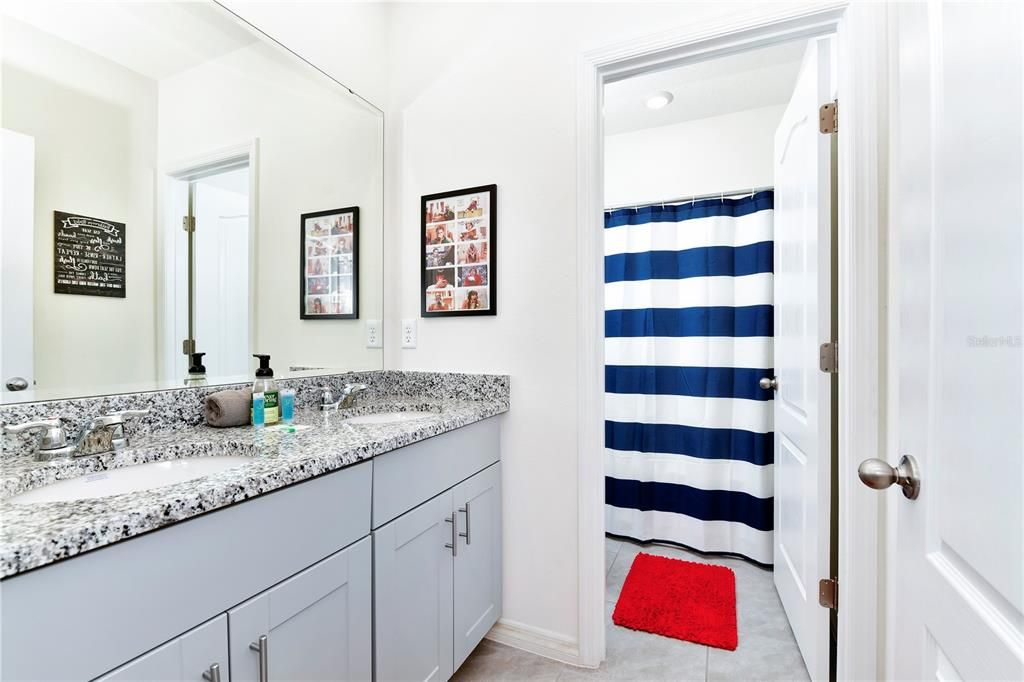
[604,185,774,212]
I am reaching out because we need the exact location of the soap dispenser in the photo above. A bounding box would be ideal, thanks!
[252,354,280,424]
[185,352,208,386]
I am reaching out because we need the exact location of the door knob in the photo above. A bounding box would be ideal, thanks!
[857,454,921,500]
[759,376,778,391]
[5,377,28,391]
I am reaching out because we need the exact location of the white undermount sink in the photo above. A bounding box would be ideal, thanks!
[7,456,251,505]
[342,411,435,425]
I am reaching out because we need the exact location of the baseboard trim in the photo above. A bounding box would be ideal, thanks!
[486,618,595,668]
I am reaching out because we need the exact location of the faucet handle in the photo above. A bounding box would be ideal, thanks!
[100,408,149,449]
[343,383,368,396]
[86,408,148,430]
[3,417,70,451]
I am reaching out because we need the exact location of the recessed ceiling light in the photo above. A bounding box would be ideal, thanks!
[645,91,674,110]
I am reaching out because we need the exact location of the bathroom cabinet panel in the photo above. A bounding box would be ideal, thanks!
[94,615,228,682]
[452,463,503,670]
[0,461,371,682]
[228,536,372,682]
[373,491,455,682]
[373,417,499,528]
[373,462,503,680]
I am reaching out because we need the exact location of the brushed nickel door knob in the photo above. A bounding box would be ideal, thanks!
[5,377,28,391]
[759,376,778,391]
[857,454,921,500]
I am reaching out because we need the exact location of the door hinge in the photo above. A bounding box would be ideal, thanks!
[182,216,196,233]
[819,577,838,610]
[182,338,195,355]
[819,100,838,134]
[819,341,838,374]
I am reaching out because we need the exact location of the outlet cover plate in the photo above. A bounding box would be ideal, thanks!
[366,320,382,348]
[401,319,417,348]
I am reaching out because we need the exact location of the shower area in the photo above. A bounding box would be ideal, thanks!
[599,37,826,681]
[604,189,775,564]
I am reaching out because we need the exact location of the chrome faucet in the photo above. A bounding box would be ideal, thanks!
[75,409,150,456]
[320,383,368,410]
[3,409,150,462]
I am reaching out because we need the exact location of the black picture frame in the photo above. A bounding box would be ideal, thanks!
[299,206,359,320]
[421,184,496,317]
[53,211,127,298]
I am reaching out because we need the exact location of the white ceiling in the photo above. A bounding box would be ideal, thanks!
[1,1,258,81]
[604,40,807,135]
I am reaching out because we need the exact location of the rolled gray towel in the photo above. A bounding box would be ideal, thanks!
[204,388,253,427]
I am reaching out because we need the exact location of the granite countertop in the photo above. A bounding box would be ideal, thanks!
[0,398,507,578]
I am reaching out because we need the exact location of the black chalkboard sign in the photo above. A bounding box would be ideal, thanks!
[53,211,126,298]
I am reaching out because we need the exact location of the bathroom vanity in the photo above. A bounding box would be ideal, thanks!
[0,2,505,679]
[0,372,508,681]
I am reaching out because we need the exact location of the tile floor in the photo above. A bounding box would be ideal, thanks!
[453,536,810,681]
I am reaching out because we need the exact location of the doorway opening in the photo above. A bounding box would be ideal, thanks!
[159,146,256,384]
[598,34,838,682]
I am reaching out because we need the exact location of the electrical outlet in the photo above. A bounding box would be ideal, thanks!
[365,320,382,348]
[401,318,417,348]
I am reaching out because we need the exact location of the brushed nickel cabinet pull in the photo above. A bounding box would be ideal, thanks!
[458,502,472,545]
[445,514,458,556]
[249,635,269,682]
[202,663,221,682]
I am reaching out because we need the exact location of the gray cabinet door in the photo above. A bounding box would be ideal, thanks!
[95,614,228,682]
[228,537,372,682]
[374,491,455,682]
[452,463,503,670]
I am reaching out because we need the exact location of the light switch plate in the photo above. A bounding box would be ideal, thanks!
[401,319,417,348]
[365,320,382,348]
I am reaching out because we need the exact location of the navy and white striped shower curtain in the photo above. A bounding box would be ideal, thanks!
[604,191,774,564]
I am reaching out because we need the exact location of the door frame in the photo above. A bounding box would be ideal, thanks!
[156,140,260,382]
[574,2,889,678]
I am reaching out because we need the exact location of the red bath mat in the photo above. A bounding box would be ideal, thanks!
[612,552,738,650]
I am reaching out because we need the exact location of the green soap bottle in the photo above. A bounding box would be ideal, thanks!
[251,354,280,425]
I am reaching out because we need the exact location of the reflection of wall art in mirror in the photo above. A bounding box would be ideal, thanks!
[421,185,496,317]
[300,207,359,320]
[53,211,126,298]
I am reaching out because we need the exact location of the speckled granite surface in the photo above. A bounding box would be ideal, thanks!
[0,371,509,578]
[0,370,510,458]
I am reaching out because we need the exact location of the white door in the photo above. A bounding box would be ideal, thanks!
[191,167,250,379]
[771,36,834,682]
[162,159,251,382]
[453,463,503,670]
[887,3,1024,680]
[0,129,35,395]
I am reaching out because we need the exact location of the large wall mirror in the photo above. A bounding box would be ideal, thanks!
[0,0,384,403]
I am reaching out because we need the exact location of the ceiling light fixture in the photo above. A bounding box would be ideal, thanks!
[645,91,674,110]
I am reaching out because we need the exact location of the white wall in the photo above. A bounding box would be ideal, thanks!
[155,0,780,654]
[604,105,784,208]
[380,0,765,652]
[158,40,384,375]
[1,17,157,392]
[221,0,390,109]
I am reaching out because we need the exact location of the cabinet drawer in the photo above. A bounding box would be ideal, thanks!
[373,417,499,528]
